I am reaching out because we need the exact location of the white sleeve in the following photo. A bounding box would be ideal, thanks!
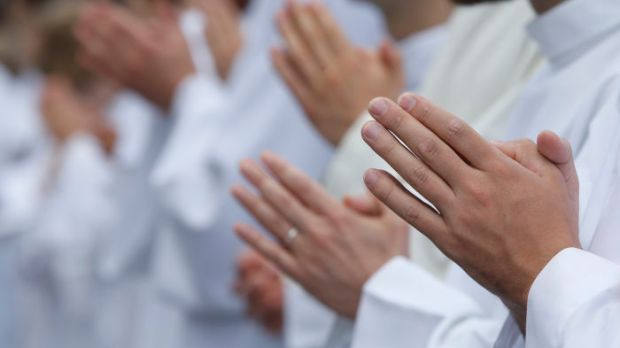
[23,134,116,280]
[524,248,620,348]
[20,134,117,347]
[150,73,230,231]
[350,257,505,348]
[284,280,338,348]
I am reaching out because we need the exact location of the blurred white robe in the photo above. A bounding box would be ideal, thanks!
[146,1,385,348]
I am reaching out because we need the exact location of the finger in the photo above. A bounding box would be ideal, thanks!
[260,152,341,215]
[239,159,317,232]
[342,192,383,217]
[231,184,291,243]
[237,249,264,274]
[289,2,334,68]
[368,97,471,187]
[308,1,350,57]
[395,93,499,170]
[378,40,402,74]
[537,131,578,199]
[276,8,318,83]
[234,224,301,279]
[271,48,314,110]
[363,169,449,248]
[361,120,455,208]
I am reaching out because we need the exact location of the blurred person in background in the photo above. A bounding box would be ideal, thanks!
[233,0,453,346]
[74,0,386,347]
[0,1,166,347]
[0,1,48,346]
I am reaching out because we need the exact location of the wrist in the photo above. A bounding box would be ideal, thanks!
[510,243,581,314]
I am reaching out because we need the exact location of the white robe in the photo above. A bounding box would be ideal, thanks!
[15,88,165,348]
[350,0,620,348]
[145,1,385,348]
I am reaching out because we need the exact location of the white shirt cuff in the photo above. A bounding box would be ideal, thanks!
[152,74,229,231]
[351,256,481,348]
[526,248,620,348]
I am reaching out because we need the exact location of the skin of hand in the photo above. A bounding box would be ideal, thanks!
[361,92,580,320]
[272,0,404,146]
[41,76,117,155]
[191,0,244,81]
[231,152,409,318]
[235,249,284,334]
[74,3,196,111]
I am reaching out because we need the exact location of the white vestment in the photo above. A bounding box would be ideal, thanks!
[146,1,385,348]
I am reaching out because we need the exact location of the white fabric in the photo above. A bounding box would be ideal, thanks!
[13,86,166,348]
[0,69,48,348]
[522,249,620,348]
[326,2,542,348]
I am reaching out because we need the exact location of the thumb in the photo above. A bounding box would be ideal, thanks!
[378,40,402,74]
[343,192,384,216]
[537,131,579,201]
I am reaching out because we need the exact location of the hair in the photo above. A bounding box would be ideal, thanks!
[36,0,96,89]
[0,0,53,74]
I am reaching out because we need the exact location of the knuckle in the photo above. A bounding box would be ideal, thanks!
[415,99,431,122]
[376,177,395,203]
[324,71,342,87]
[417,138,440,158]
[516,138,536,150]
[452,209,476,231]
[388,111,406,131]
[408,164,430,185]
[311,230,332,249]
[403,204,421,224]
[465,182,492,207]
[446,118,466,139]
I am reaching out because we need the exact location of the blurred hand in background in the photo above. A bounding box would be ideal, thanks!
[235,249,284,334]
[74,3,195,111]
[272,1,404,145]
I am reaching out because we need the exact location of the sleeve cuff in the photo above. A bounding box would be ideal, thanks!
[351,256,482,348]
[152,74,230,231]
[169,73,226,123]
[526,248,620,348]
[56,133,114,190]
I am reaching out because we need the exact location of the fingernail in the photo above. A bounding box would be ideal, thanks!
[364,170,379,187]
[362,122,382,141]
[398,94,417,112]
[369,98,389,116]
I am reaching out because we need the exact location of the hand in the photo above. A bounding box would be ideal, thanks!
[272,1,404,145]
[235,249,284,334]
[191,0,244,81]
[41,77,117,154]
[74,3,196,110]
[231,152,409,318]
[361,93,580,315]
